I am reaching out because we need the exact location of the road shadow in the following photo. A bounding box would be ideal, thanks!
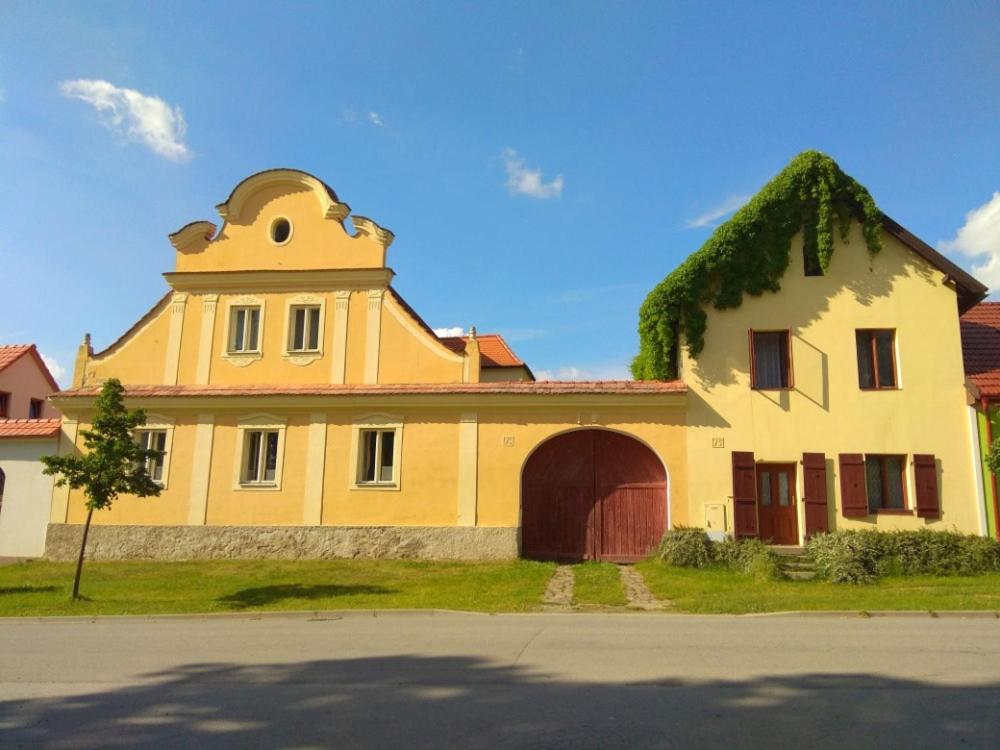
[218,584,394,609]
[0,656,996,748]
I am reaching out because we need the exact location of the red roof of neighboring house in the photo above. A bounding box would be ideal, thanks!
[0,344,60,391]
[0,418,61,439]
[961,302,1000,397]
[438,334,526,368]
[56,380,686,399]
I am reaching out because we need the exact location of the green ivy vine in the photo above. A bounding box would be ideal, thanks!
[632,150,884,380]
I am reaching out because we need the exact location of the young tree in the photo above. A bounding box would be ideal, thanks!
[42,378,163,599]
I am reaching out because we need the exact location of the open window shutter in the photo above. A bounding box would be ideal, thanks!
[731,451,758,539]
[913,454,940,519]
[802,452,828,538]
[838,453,868,518]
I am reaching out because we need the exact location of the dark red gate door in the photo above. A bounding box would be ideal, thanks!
[521,430,666,562]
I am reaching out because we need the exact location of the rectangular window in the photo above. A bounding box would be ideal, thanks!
[288,305,321,352]
[28,399,44,419]
[135,429,168,483]
[0,392,9,418]
[856,329,897,389]
[750,330,792,390]
[242,430,279,485]
[229,306,261,353]
[358,429,397,485]
[865,454,906,512]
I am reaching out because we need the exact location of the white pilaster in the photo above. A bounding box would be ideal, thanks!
[195,294,218,385]
[330,291,351,384]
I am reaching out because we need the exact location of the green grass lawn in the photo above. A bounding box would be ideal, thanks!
[636,560,1000,614]
[0,559,556,617]
[571,562,627,607]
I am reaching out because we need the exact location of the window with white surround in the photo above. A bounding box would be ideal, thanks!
[234,415,286,490]
[288,305,321,352]
[351,415,403,489]
[135,429,168,484]
[229,306,261,353]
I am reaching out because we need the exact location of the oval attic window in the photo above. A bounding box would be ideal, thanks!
[270,218,292,244]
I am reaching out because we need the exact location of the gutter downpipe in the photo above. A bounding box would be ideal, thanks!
[981,396,1000,541]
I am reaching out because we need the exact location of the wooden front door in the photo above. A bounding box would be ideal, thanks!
[521,430,666,562]
[756,463,798,545]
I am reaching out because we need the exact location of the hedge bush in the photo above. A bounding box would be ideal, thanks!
[657,528,780,579]
[807,529,1000,584]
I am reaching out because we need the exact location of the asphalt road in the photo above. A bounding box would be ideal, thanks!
[0,612,998,749]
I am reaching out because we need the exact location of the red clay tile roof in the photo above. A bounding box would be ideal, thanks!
[57,381,686,399]
[961,302,1000,398]
[438,335,525,368]
[0,418,61,439]
[0,344,60,391]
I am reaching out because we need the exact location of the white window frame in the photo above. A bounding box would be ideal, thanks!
[282,294,326,365]
[350,414,403,491]
[233,415,286,491]
[134,415,174,489]
[222,296,266,367]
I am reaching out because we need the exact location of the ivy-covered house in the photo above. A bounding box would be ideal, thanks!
[635,151,989,544]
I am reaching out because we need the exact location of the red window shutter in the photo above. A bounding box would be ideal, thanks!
[802,452,828,538]
[913,454,940,519]
[731,451,758,539]
[838,453,868,518]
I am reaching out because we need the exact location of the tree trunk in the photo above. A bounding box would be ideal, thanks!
[72,507,94,600]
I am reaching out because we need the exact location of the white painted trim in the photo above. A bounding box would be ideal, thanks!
[349,413,403,491]
[187,414,215,525]
[363,289,384,384]
[162,292,187,385]
[267,215,294,246]
[232,414,287,491]
[281,293,326,366]
[969,406,990,537]
[195,294,218,384]
[303,412,328,525]
[457,412,478,526]
[330,291,350,384]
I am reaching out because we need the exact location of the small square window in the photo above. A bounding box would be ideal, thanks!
[135,429,168,484]
[242,429,279,485]
[865,454,907,512]
[358,429,397,485]
[750,330,792,390]
[229,306,262,353]
[857,330,897,389]
[28,399,44,419]
[288,305,321,352]
[0,392,9,418]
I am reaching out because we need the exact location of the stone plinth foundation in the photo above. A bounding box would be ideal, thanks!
[44,524,519,561]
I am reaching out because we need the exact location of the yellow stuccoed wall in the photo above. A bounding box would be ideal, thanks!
[683,224,981,538]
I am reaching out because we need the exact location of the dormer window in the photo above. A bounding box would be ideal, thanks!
[269,217,292,245]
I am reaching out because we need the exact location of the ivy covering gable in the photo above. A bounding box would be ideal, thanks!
[632,150,883,381]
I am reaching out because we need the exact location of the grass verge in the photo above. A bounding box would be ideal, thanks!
[571,562,627,607]
[0,559,556,617]
[636,560,1000,614]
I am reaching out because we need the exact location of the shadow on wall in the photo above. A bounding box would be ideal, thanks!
[0,656,996,748]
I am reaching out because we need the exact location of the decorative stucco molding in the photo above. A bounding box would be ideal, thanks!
[215,169,351,224]
[352,215,395,249]
[168,221,217,252]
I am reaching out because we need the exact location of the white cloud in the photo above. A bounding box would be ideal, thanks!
[685,194,751,229]
[503,148,563,199]
[59,79,191,161]
[40,352,67,386]
[368,111,386,128]
[939,192,1000,292]
[535,363,632,381]
[433,327,465,337]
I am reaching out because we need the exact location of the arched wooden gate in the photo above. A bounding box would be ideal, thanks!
[521,429,667,562]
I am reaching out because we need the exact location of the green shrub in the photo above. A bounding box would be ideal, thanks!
[713,538,782,580]
[657,526,713,568]
[807,529,1000,583]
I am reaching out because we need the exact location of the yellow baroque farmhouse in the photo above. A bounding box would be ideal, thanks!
[45,163,990,561]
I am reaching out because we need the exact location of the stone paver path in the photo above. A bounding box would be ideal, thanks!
[542,565,575,607]
[619,565,665,610]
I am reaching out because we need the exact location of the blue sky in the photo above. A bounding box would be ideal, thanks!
[2,1,999,385]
